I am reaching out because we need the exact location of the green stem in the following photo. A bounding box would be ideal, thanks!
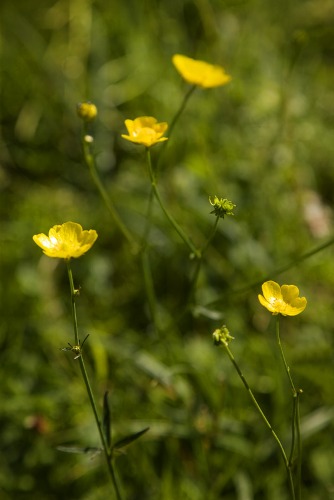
[276,316,302,499]
[202,216,220,254]
[232,235,334,296]
[165,85,196,144]
[140,249,158,330]
[289,394,297,467]
[158,85,196,166]
[81,129,139,253]
[66,261,80,347]
[146,148,200,257]
[138,186,161,331]
[187,215,220,307]
[66,260,122,500]
[140,186,155,247]
[79,357,121,500]
[223,342,295,500]
[296,391,302,500]
[275,316,297,394]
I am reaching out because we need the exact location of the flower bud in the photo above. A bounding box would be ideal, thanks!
[77,102,98,122]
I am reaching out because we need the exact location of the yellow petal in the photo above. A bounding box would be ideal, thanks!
[261,281,282,301]
[258,280,307,316]
[172,54,231,88]
[285,297,307,316]
[124,119,135,135]
[258,293,279,314]
[133,116,158,129]
[281,285,300,302]
[33,222,98,259]
[122,117,168,147]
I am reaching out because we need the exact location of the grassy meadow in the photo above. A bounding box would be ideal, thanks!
[1,0,334,498]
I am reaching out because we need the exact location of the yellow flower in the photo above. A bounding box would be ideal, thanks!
[172,54,231,88]
[258,280,307,316]
[121,116,168,148]
[33,222,98,260]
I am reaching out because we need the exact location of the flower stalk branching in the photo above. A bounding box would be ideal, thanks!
[81,123,139,253]
[66,260,122,500]
[213,325,296,500]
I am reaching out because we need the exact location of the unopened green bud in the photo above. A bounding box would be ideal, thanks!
[209,196,236,218]
[77,102,98,122]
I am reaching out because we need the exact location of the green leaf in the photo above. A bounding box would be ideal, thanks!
[112,427,150,452]
[56,445,102,458]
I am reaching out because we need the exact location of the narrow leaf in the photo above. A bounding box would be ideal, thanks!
[113,427,150,451]
[56,445,102,458]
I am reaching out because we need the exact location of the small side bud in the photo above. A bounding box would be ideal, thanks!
[77,102,98,122]
[209,196,236,218]
[213,325,234,347]
[84,134,94,144]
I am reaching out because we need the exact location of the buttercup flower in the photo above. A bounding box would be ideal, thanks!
[121,116,168,148]
[33,222,98,260]
[258,280,307,316]
[172,54,231,88]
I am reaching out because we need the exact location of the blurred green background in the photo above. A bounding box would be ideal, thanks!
[1,0,334,498]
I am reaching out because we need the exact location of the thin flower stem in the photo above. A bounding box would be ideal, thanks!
[146,148,200,257]
[66,261,80,346]
[186,215,220,307]
[81,129,139,253]
[202,215,220,254]
[78,357,122,500]
[223,342,296,500]
[276,316,302,499]
[275,316,297,466]
[163,216,220,332]
[141,186,155,246]
[66,261,122,500]
[158,85,196,166]
[275,316,296,394]
[165,85,196,144]
[229,234,334,296]
[140,250,158,330]
[296,391,302,500]
[289,394,297,467]
[138,185,161,331]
